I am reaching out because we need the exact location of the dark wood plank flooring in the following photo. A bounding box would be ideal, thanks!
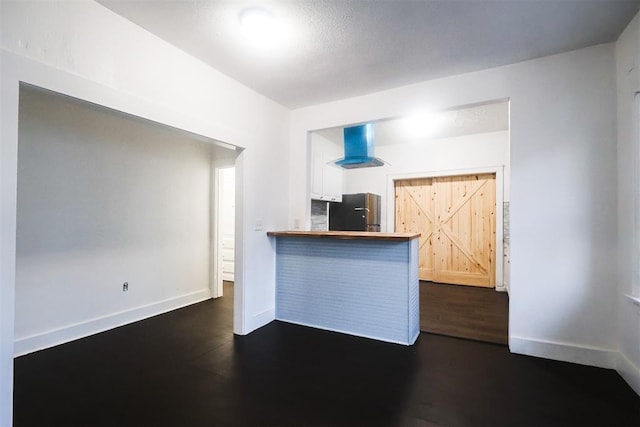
[14,283,640,426]
[420,281,509,345]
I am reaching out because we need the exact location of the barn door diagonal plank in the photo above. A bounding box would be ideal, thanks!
[438,178,487,225]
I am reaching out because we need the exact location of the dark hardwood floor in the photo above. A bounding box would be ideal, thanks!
[14,282,640,426]
[420,281,509,345]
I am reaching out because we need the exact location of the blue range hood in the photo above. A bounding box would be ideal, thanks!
[334,124,385,169]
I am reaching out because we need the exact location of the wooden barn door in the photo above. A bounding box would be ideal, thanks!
[395,178,434,281]
[433,174,496,287]
[395,173,496,287]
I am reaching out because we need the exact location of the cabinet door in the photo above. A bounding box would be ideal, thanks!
[310,139,324,199]
[323,164,342,202]
[322,142,343,202]
[310,136,343,202]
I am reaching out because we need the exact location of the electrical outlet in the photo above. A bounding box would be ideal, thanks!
[123,282,129,292]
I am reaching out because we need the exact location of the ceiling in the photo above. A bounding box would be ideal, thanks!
[98,0,640,109]
[316,100,509,146]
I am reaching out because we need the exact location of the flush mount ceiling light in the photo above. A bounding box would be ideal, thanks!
[239,6,282,47]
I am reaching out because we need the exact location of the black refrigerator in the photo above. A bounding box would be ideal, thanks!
[329,193,381,232]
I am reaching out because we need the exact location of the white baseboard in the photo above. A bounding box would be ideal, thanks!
[617,352,640,396]
[509,335,617,369]
[14,289,212,357]
[244,307,275,333]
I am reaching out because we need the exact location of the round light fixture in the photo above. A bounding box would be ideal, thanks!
[239,7,281,46]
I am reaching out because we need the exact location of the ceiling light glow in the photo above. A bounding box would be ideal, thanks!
[402,112,447,138]
[239,7,282,47]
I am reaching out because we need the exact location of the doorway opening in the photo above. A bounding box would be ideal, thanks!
[383,100,511,345]
[394,170,508,344]
[14,83,238,357]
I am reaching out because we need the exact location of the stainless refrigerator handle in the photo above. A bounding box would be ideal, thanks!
[353,207,370,212]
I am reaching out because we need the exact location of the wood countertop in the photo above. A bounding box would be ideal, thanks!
[266,230,420,241]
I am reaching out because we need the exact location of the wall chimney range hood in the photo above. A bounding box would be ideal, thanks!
[334,124,385,169]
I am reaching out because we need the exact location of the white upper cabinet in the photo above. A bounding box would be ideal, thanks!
[310,133,343,202]
[310,137,324,198]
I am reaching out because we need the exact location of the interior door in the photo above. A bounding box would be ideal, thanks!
[395,173,496,287]
[395,178,434,281]
[217,167,235,288]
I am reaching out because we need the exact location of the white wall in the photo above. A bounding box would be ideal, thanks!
[616,12,640,396]
[14,87,219,355]
[0,1,289,424]
[343,130,509,231]
[290,43,619,370]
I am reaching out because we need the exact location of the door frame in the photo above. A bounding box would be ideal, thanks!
[387,166,506,292]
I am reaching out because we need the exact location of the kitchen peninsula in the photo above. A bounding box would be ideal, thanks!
[267,230,421,345]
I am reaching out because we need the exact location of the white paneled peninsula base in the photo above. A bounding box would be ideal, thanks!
[267,231,421,345]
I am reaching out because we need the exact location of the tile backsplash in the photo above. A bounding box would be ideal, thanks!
[311,200,329,231]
